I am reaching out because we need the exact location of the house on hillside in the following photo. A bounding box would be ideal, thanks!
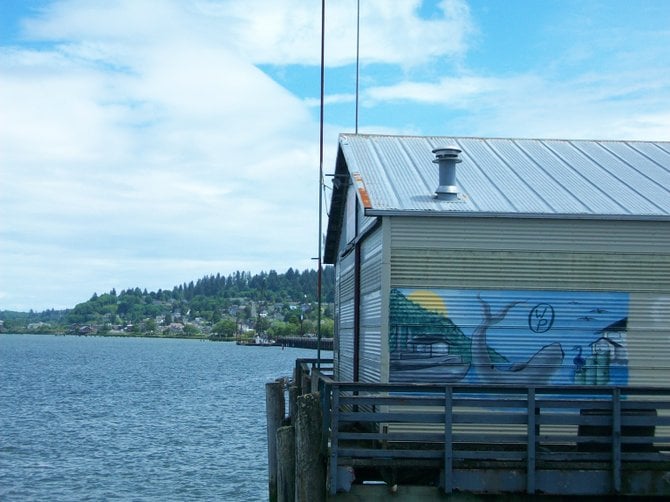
[324,134,670,387]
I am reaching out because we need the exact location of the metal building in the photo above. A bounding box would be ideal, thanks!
[324,134,670,388]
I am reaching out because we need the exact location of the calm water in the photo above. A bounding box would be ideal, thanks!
[0,334,320,501]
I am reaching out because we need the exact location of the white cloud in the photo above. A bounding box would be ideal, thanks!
[361,65,670,141]
[2,0,669,311]
[469,69,670,140]
[350,1,670,141]
[0,0,325,310]
[304,93,356,108]
[366,74,503,106]
[220,0,474,67]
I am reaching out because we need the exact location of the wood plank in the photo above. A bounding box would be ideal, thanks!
[337,448,443,459]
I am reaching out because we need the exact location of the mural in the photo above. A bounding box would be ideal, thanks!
[389,288,629,386]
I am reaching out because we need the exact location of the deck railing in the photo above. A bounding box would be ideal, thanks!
[292,361,670,497]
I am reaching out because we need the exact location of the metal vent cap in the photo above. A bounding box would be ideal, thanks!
[431,145,462,200]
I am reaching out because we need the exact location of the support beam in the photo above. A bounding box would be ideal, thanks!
[295,392,326,502]
[443,386,453,494]
[277,425,296,502]
[266,381,285,502]
[527,388,536,494]
[329,384,341,496]
[612,388,621,494]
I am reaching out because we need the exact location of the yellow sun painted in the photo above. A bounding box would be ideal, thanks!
[407,290,448,317]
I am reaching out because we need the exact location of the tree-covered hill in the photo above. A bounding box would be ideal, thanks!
[0,267,335,338]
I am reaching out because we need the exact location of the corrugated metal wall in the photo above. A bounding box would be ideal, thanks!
[335,250,355,381]
[358,200,377,236]
[391,217,670,253]
[358,227,383,383]
[389,217,670,386]
[333,259,340,374]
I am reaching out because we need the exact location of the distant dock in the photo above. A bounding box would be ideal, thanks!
[277,336,333,351]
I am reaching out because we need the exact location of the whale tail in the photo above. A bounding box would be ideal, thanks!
[477,294,523,325]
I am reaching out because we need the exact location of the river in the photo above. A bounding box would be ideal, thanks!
[0,334,322,501]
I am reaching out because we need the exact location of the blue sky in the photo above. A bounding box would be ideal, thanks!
[1,0,669,311]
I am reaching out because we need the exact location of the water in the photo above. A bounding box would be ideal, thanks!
[0,334,320,501]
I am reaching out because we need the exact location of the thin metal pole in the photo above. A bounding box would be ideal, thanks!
[612,388,622,493]
[443,386,453,494]
[526,387,536,495]
[317,0,325,368]
[355,0,360,134]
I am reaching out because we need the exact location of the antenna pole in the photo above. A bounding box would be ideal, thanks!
[355,0,360,134]
[317,0,326,368]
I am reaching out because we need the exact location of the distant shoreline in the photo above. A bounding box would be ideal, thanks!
[1,332,232,342]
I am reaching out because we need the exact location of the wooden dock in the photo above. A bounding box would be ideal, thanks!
[277,336,333,351]
[267,358,670,500]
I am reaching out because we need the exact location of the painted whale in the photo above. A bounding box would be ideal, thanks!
[472,294,564,385]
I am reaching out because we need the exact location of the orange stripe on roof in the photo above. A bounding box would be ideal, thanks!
[352,172,372,209]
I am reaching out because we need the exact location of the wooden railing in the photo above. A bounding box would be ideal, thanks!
[294,357,334,395]
[289,364,670,497]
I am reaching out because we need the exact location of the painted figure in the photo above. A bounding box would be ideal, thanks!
[471,294,564,385]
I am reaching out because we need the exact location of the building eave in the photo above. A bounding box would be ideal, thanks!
[364,209,670,222]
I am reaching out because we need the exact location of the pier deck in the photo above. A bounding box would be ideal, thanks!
[289,359,670,498]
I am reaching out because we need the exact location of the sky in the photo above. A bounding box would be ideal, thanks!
[1,0,669,312]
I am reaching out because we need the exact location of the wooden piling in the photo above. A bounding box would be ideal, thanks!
[310,368,320,393]
[295,392,326,502]
[266,380,285,502]
[276,425,295,502]
[301,372,310,397]
[288,385,298,420]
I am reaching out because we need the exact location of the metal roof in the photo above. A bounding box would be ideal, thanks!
[324,133,670,263]
[337,134,670,218]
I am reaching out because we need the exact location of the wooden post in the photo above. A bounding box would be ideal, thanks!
[301,372,310,397]
[276,425,296,502]
[289,385,298,421]
[295,392,326,502]
[293,362,302,395]
[310,366,320,393]
[266,381,285,502]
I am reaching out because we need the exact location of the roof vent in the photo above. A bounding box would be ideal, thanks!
[432,146,462,200]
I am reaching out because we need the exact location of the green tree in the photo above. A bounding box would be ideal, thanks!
[211,310,222,324]
[320,318,334,338]
[183,324,199,336]
[143,319,157,335]
[268,320,299,338]
[255,316,271,335]
[1,318,20,332]
[213,319,237,338]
